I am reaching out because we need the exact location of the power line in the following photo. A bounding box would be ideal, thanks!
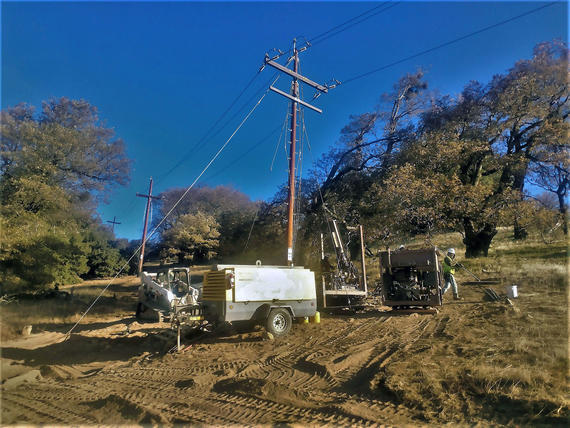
[309,1,401,47]
[65,83,271,338]
[203,124,282,182]
[156,70,263,183]
[271,2,400,60]
[341,1,558,85]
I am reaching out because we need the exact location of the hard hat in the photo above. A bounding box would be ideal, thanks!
[447,248,455,255]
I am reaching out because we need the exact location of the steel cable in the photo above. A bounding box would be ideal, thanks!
[64,80,275,338]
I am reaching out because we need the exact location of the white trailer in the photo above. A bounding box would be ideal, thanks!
[202,264,317,336]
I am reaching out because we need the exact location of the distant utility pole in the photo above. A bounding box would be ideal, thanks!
[136,177,161,274]
[106,216,121,233]
[263,39,337,266]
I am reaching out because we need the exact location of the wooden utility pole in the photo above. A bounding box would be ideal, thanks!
[286,42,299,266]
[106,216,121,233]
[136,177,161,274]
[264,39,332,265]
[359,225,368,293]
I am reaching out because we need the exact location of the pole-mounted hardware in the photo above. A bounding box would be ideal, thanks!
[262,39,336,265]
[106,216,121,233]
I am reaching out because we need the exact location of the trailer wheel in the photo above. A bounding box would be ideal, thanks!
[265,308,292,337]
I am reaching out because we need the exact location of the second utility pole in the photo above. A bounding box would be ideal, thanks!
[136,177,161,274]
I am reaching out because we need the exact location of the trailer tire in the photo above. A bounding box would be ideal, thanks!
[265,308,292,337]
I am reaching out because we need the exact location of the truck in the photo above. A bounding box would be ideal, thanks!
[136,263,317,337]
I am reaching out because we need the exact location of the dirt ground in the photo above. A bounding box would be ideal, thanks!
[1,255,568,426]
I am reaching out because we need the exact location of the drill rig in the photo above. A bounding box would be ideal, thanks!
[319,220,368,309]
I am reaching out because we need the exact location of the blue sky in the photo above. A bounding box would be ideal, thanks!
[2,1,568,240]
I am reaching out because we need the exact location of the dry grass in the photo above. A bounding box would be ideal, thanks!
[370,230,569,424]
[0,277,140,341]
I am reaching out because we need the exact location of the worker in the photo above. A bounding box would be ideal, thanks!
[442,248,461,300]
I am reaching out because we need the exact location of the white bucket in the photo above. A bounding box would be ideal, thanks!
[506,285,518,299]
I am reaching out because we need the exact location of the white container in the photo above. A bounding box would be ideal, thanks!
[506,285,518,299]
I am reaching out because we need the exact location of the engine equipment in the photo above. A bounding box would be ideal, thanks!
[378,247,443,309]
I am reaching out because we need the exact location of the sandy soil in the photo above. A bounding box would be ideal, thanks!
[1,276,568,426]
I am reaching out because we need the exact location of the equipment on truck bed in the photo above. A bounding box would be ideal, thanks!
[378,247,443,309]
[319,221,368,309]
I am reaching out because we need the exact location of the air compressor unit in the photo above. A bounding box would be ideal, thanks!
[378,247,443,308]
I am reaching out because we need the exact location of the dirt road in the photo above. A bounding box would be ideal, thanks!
[1,274,568,426]
[2,309,423,425]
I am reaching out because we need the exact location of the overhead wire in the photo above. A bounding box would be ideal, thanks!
[301,103,341,271]
[204,124,282,182]
[341,1,558,85]
[157,70,262,183]
[106,72,265,232]
[271,105,291,172]
[242,208,258,252]
[308,1,401,47]
[65,78,275,338]
[242,100,291,253]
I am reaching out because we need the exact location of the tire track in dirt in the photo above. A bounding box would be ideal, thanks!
[102,358,252,383]
[3,392,98,425]
[120,391,234,425]
[210,392,379,426]
[1,312,429,425]
[237,317,393,393]
[49,324,387,424]
[335,316,434,397]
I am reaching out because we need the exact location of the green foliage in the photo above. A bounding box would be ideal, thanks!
[86,242,124,278]
[301,40,568,259]
[161,212,220,263]
[156,185,259,263]
[0,98,130,292]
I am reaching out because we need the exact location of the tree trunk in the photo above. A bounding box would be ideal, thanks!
[513,219,528,240]
[463,218,497,258]
[512,165,528,240]
[558,191,568,235]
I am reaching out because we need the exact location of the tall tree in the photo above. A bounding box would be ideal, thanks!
[366,41,568,256]
[161,212,220,264]
[0,98,130,292]
[487,40,569,238]
[155,185,258,262]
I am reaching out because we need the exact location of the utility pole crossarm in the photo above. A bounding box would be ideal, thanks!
[136,193,162,200]
[269,86,322,114]
[266,60,328,93]
[106,216,121,233]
